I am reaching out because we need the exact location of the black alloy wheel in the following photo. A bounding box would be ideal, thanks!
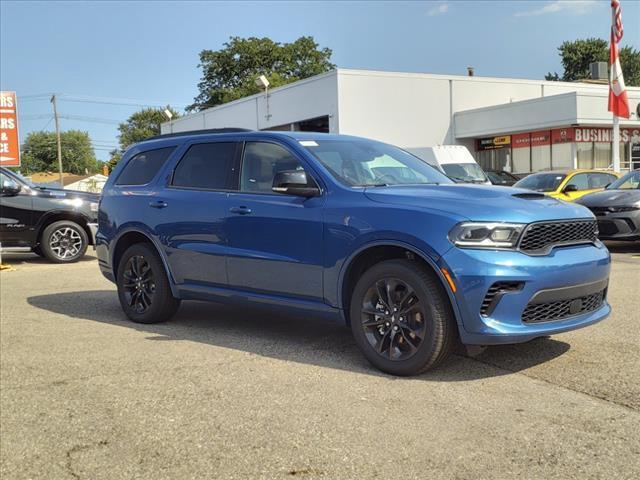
[360,277,426,361]
[122,255,156,314]
[116,243,180,324]
[350,259,456,376]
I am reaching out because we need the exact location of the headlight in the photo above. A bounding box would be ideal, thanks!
[449,222,525,249]
[89,202,99,213]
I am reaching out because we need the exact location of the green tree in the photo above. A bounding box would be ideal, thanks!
[20,130,99,175]
[107,106,180,170]
[546,38,640,86]
[188,36,335,111]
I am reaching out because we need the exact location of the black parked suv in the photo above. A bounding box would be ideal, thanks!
[0,167,99,262]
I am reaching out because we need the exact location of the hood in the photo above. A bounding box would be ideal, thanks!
[364,184,594,223]
[576,189,640,207]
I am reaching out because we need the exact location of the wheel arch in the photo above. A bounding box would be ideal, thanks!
[338,241,462,328]
[36,211,94,246]
[111,229,179,297]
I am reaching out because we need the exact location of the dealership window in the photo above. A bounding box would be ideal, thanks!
[512,147,530,173]
[531,144,551,171]
[551,143,573,170]
[577,143,593,169]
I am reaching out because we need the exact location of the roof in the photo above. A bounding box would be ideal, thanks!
[525,169,620,176]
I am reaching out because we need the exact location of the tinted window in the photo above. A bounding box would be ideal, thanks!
[589,173,617,189]
[116,147,175,186]
[514,173,566,192]
[241,142,311,193]
[172,142,238,190]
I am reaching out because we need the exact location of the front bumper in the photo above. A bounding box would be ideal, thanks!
[440,243,611,345]
[593,210,640,240]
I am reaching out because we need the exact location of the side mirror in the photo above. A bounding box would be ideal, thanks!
[272,170,320,198]
[0,179,21,196]
[563,184,579,193]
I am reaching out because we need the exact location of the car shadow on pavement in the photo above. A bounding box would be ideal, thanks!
[27,290,571,382]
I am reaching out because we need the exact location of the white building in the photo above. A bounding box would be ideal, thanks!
[162,69,640,173]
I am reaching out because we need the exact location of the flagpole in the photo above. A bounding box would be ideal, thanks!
[613,114,620,172]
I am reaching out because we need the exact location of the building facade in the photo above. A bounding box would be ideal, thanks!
[162,69,640,173]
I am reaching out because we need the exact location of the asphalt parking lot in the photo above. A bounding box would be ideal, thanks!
[1,243,639,479]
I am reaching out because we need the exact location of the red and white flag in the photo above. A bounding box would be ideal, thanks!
[608,0,630,118]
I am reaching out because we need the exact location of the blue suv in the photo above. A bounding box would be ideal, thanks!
[97,129,611,375]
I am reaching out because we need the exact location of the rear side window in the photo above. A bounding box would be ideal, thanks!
[116,147,175,186]
[172,142,238,190]
[589,173,617,189]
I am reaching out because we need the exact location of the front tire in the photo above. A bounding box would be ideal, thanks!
[41,220,88,263]
[116,243,180,324]
[350,259,456,376]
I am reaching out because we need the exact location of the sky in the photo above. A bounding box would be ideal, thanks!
[1,0,639,162]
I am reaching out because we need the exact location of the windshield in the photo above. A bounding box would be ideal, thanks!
[441,163,487,183]
[606,170,640,190]
[514,173,566,192]
[301,139,452,187]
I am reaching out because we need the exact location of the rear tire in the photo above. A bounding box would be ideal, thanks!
[41,220,88,263]
[349,259,456,376]
[116,243,180,324]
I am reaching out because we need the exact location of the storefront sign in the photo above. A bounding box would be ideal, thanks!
[574,127,640,143]
[0,91,20,167]
[530,130,550,147]
[512,133,530,149]
[477,135,511,151]
[551,128,575,144]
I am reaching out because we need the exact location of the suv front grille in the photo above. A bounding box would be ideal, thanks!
[521,289,606,324]
[519,220,598,254]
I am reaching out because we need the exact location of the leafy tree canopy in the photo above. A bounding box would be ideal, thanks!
[188,36,335,111]
[20,130,99,175]
[546,38,640,86]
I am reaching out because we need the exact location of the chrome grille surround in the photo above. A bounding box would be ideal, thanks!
[517,219,598,255]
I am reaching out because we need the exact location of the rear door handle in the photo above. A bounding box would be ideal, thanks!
[229,206,252,215]
[149,200,168,209]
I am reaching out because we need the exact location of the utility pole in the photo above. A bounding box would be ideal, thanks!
[50,94,63,188]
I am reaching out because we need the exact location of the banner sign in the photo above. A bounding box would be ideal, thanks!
[551,128,575,144]
[530,130,550,147]
[0,91,20,167]
[575,127,640,143]
[476,135,511,151]
[512,133,530,149]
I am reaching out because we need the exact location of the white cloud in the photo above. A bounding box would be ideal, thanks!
[514,0,598,18]
[428,2,449,17]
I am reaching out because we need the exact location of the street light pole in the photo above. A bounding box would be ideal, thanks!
[50,94,63,187]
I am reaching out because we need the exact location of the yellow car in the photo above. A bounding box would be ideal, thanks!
[513,169,621,201]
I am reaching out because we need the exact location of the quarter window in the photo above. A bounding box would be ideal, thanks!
[172,143,238,190]
[116,147,175,186]
[240,142,312,193]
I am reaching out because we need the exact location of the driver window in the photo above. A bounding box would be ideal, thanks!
[567,173,589,190]
[240,142,310,194]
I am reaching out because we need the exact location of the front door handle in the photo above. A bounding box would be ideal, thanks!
[149,200,168,209]
[229,206,252,215]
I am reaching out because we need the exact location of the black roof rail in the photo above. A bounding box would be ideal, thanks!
[146,128,254,141]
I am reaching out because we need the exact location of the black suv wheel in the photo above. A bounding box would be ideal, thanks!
[116,243,180,324]
[40,220,88,263]
[350,259,456,376]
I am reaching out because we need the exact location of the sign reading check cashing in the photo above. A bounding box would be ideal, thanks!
[0,91,20,167]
